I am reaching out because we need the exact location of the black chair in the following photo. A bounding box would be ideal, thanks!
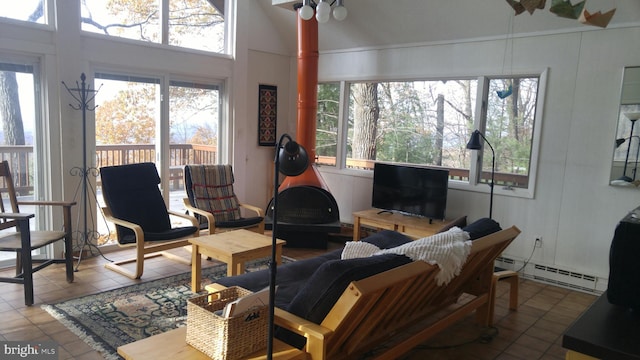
[183,164,264,234]
[0,160,75,305]
[100,162,199,279]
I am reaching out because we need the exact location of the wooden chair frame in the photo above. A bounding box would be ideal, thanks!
[183,199,265,235]
[102,207,199,279]
[0,161,75,306]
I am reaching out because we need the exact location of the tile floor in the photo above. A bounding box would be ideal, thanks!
[0,240,597,360]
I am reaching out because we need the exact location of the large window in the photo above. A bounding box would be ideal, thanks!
[0,0,46,24]
[479,77,540,189]
[81,0,226,53]
[316,82,340,166]
[317,73,545,195]
[0,58,45,265]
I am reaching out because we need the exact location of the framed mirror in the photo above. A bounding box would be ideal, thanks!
[610,66,640,187]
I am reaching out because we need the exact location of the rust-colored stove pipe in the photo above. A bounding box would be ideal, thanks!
[279,10,329,191]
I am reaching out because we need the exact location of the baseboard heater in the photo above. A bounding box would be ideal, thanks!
[495,256,605,294]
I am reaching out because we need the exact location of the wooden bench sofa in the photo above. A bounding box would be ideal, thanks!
[118,221,520,360]
[206,224,521,360]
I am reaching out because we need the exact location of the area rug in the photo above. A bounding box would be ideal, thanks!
[42,257,293,360]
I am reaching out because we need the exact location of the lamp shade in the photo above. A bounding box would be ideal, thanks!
[616,138,626,148]
[625,112,640,121]
[278,141,308,176]
[466,130,483,150]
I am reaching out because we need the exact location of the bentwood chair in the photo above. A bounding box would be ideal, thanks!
[100,162,199,279]
[0,160,75,306]
[183,164,264,235]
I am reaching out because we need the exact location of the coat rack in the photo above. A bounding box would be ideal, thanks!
[62,73,110,270]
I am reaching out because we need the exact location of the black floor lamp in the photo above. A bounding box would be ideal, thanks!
[615,135,640,182]
[467,130,495,219]
[268,134,308,359]
[616,113,640,182]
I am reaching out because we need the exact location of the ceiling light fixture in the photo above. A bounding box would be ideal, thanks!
[296,0,347,23]
[332,0,348,21]
[299,0,314,20]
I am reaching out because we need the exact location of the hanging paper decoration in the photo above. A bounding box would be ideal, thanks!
[549,0,586,19]
[506,0,527,15]
[579,8,617,28]
[497,84,513,99]
[521,0,547,14]
[505,0,546,15]
[505,0,617,29]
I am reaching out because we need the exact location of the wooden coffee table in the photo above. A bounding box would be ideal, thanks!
[189,229,286,292]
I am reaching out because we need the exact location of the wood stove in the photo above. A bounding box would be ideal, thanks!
[264,15,341,248]
[265,185,340,248]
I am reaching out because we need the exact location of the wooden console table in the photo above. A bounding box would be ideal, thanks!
[352,208,452,240]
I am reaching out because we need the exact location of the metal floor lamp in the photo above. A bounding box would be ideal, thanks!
[467,129,495,219]
[268,133,308,360]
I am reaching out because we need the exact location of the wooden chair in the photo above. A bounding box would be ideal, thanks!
[0,160,75,306]
[269,226,521,360]
[183,164,264,235]
[100,162,199,279]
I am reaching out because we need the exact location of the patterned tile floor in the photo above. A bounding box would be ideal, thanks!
[0,239,597,359]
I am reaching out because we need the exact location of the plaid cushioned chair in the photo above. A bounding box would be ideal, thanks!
[100,162,199,279]
[183,164,264,234]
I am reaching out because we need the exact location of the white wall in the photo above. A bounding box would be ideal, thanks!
[300,26,640,288]
[234,2,295,208]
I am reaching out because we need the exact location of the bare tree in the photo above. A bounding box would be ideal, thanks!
[435,94,444,166]
[352,83,379,161]
[0,72,27,185]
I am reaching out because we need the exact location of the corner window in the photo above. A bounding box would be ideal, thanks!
[317,71,546,196]
[477,76,540,189]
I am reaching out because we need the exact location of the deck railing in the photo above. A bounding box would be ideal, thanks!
[0,146,526,192]
[0,144,218,194]
[0,145,34,194]
[95,144,218,190]
[316,155,529,188]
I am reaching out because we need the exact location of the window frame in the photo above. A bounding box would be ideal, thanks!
[0,0,54,27]
[80,0,229,55]
[93,69,225,181]
[317,69,547,199]
[0,54,54,267]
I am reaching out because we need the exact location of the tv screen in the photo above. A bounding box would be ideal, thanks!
[372,163,449,220]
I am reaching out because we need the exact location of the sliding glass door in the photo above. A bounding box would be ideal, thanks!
[94,72,222,246]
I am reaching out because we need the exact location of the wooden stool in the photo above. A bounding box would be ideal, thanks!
[490,270,519,322]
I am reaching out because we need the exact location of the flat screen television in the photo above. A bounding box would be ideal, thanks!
[372,163,449,221]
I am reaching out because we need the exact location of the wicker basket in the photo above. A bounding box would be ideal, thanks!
[186,286,268,360]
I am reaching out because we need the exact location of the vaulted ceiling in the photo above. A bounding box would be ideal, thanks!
[261,0,639,53]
